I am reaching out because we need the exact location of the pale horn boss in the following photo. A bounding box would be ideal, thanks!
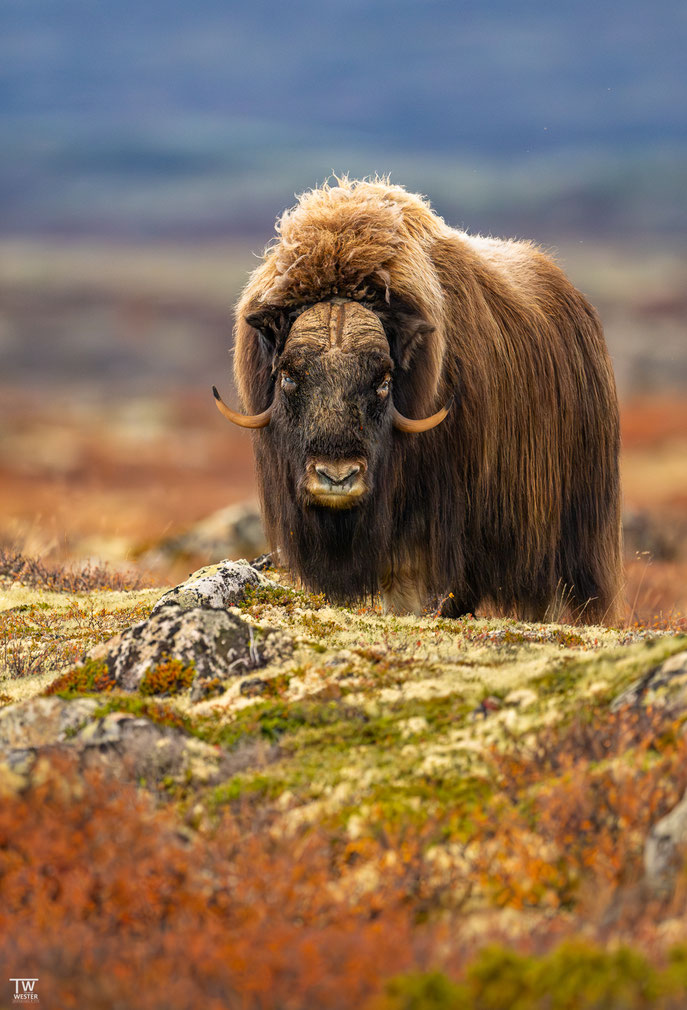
[214,178,621,622]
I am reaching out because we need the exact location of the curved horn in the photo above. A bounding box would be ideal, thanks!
[391,396,453,434]
[212,386,273,429]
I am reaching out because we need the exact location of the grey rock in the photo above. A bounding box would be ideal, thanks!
[240,676,269,697]
[0,697,244,795]
[95,602,287,693]
[151,559,270,614]
[0,695,99,748]
[142,501,267,567]
[645,786,687,884]
[251,552,277,572]
[611,650,687,712]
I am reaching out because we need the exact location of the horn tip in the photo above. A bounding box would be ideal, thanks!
[212,385,220,400]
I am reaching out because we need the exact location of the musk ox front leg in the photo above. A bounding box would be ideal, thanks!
[380,559,429,616]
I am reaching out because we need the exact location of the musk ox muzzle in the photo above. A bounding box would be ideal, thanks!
[302,457,368,509]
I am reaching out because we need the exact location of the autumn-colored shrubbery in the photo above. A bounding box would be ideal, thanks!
[4,703,687,1009]
[475,708,687,909]
[0,545,142,592]
[0,757,436,1010]
[45,656,117,695]
[139,656,196,696]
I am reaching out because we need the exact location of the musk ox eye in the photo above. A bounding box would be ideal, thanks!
[281,373,297,391]
[376,377,391,398]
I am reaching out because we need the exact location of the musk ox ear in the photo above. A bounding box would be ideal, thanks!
[382,302,436,371]
[396,315,436,371]
[244,306,292,356]
[378,299,445,415]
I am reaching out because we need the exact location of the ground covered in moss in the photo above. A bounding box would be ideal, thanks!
[1,560,687,1009]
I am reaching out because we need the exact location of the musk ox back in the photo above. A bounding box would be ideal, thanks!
[215,178,622,623]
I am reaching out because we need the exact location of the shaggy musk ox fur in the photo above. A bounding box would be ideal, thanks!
[228,178,622,623]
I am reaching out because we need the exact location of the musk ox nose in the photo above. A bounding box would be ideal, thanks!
[303,457,368,508]
[314,463,361,486]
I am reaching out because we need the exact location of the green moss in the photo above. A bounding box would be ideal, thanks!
[380,941,666,1010]
[196,698,356,749]
[5,602,52,613]
[209,772,283,810]
[92,694,193,734]
[300,612,345,638]
[532,634,687,702]
[237,581,327,616]
[410,695,474,729]
[331,773,494,834]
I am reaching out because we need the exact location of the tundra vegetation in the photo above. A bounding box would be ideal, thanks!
[1,543,686,1009]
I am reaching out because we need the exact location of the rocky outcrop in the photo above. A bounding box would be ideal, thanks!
[151,558,276,613]
[0,696,277,797]
[611,649,687,711]
[82,560,293,701]
[140,501,267,569]
[645,786,687,886]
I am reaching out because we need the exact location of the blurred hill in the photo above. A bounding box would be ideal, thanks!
[1,0,686,238]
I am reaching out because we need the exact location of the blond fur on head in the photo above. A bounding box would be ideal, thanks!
[236,176,449,410]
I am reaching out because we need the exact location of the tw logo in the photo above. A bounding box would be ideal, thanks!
[9,979,39,1002]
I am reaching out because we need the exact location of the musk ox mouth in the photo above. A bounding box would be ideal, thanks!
[301,458,369,509]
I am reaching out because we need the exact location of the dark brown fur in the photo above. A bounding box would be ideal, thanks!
[232,178,622,623]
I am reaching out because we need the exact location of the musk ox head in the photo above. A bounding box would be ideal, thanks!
[214,298,451,513]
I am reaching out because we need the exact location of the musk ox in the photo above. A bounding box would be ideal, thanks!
[214,178,622,623]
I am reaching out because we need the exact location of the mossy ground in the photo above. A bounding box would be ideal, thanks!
[4,572,684,832]
[3,570,687,1007]
[0,586,162,702]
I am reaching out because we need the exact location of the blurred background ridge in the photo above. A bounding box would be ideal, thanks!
[2,0,686,239]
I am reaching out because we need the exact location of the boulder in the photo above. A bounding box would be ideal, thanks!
[0,696,270,796]
[151,558,273,613]
[611,650,687,711]
[645,787,687,884]
[90,601,291,699]
[141,501,267,568]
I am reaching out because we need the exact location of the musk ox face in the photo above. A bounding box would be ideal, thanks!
[212,294,452,600]
[273,300,394,510]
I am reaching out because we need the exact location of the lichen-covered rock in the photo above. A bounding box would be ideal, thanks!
[151,559,273,613]
[0,695,100,747]
[645,786,687,885]
[611,649,687,711]
[141,501,267,568]
[89,602,292,697]
[0,696,242,796]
